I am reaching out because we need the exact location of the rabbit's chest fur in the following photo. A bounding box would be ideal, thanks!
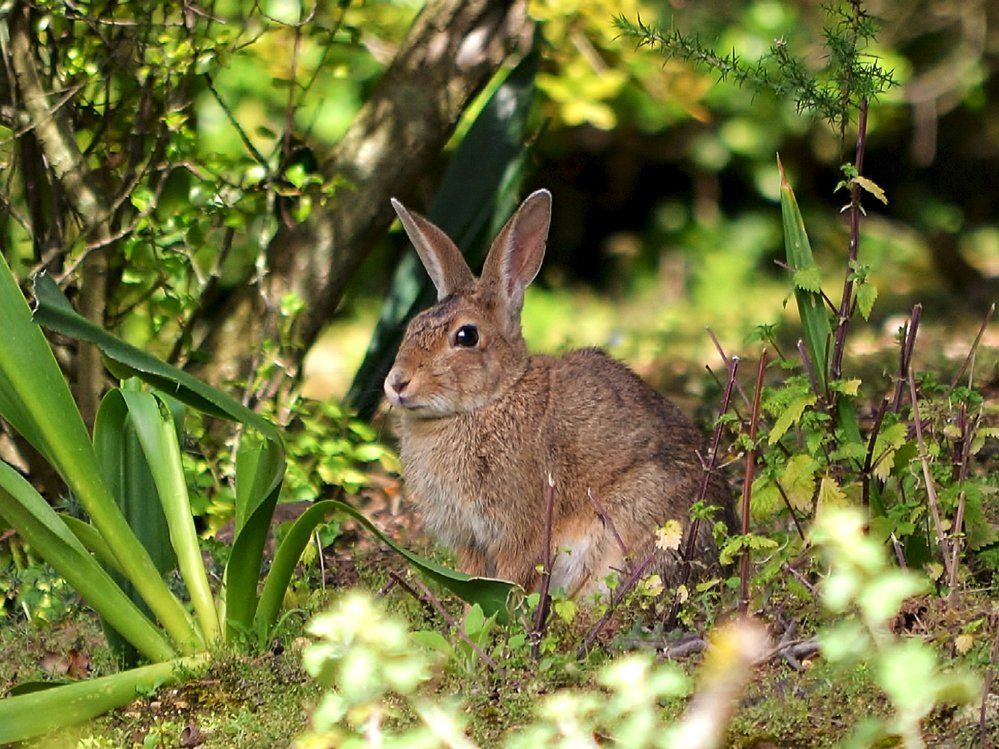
[398,362,551,554]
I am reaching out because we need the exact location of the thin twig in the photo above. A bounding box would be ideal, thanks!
[908,369,954,583]
[892,305,922,412]
[707,327,752,410]
[576,551,656,659]
[395,572,499,672]
[740,350,768,614]
[948,302,994,393]
[890,533,907,569]
[782,563,816,597]
[772,479,807,542]
[666,356,741,629]
[587,487,631,573]
[531,474,557,662]
[862,398,888,510]
[830,98,869,381]
[947,409,978,601]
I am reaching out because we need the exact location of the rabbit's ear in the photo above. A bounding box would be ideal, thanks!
[391,199,475,300]
[481,189,551,320]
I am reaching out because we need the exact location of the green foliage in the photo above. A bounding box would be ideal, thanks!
[812,508,980,747]
[617,1,897,128]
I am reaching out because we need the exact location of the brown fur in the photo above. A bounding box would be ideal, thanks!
[385,191,732,596]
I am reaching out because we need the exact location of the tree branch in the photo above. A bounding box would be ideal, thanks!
[197,0,529,384]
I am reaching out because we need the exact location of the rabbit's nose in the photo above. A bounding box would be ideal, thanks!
[387,372,411,395]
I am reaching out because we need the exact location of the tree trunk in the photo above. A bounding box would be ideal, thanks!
[195,0,529,387]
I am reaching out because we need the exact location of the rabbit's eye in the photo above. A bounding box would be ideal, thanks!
[454,325,479,348]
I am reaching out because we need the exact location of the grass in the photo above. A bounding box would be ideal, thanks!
[1,551,996,747]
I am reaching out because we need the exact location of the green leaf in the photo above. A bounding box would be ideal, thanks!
[793,265,822,293]
[330,500,514,623]
[32,274,281,445]
[778,156,832,393]
[856,282,878,320]
[30,274,285,645]
[0,655,207,744]
[0,463,175,663]
[779,454,819,513]
[94,387,179,665]
[818,476,848,509]
[226,435,285,641]
[254,499,341,641]
[117,389,220,644]
[0,255,199,653]
[768,394,816,445]
[852,175,888,205]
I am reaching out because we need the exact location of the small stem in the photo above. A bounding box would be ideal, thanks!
[395,571,499,672]
[740,350,768,615]
[948,302,994,393]
[531,474,557,662]
[666,356,740,629]
[773,480,807,542]
[830,98,869,381]
[891,305,922,412]
[707,327,752,410]
[889,533,907,569]
[862,398,888,511]
[908,369,954,584]
[782,562,816,597]
[577,551,656,659]
[587,488,631,573]
[947,411,978,601]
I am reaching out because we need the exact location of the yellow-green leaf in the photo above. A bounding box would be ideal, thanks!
[818,476,848,509]
[769,394,817,445]
[779,455,819,512]
[853,175,888,205]
[656,520,683,551]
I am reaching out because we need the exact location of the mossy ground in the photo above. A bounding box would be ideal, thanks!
[2,555,994,748]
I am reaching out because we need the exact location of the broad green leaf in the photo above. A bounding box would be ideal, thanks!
[817,476,848,510]
[254,499,342,641]
[0,655,207,744]
[331,500,514,623]
[30,274,284,645]
[225,435,285,641]
[347,52,538,418]
[59,514,123,576]
[779,454,819,512]
[778,156,832,393]
[118,389,220,644]
[768,393,816,445]
[856,282,878,320]
[0,255,199,652]
[94,387,178,664]
[32,274,281,446]
[0,462,175,663]
[792,265,822,292]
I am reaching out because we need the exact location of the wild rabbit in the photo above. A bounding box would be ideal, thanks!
[384,189,733,596]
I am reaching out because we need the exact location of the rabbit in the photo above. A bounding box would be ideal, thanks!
[384,189,733,597]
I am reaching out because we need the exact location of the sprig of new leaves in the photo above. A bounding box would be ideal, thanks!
[615,1,896,129]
